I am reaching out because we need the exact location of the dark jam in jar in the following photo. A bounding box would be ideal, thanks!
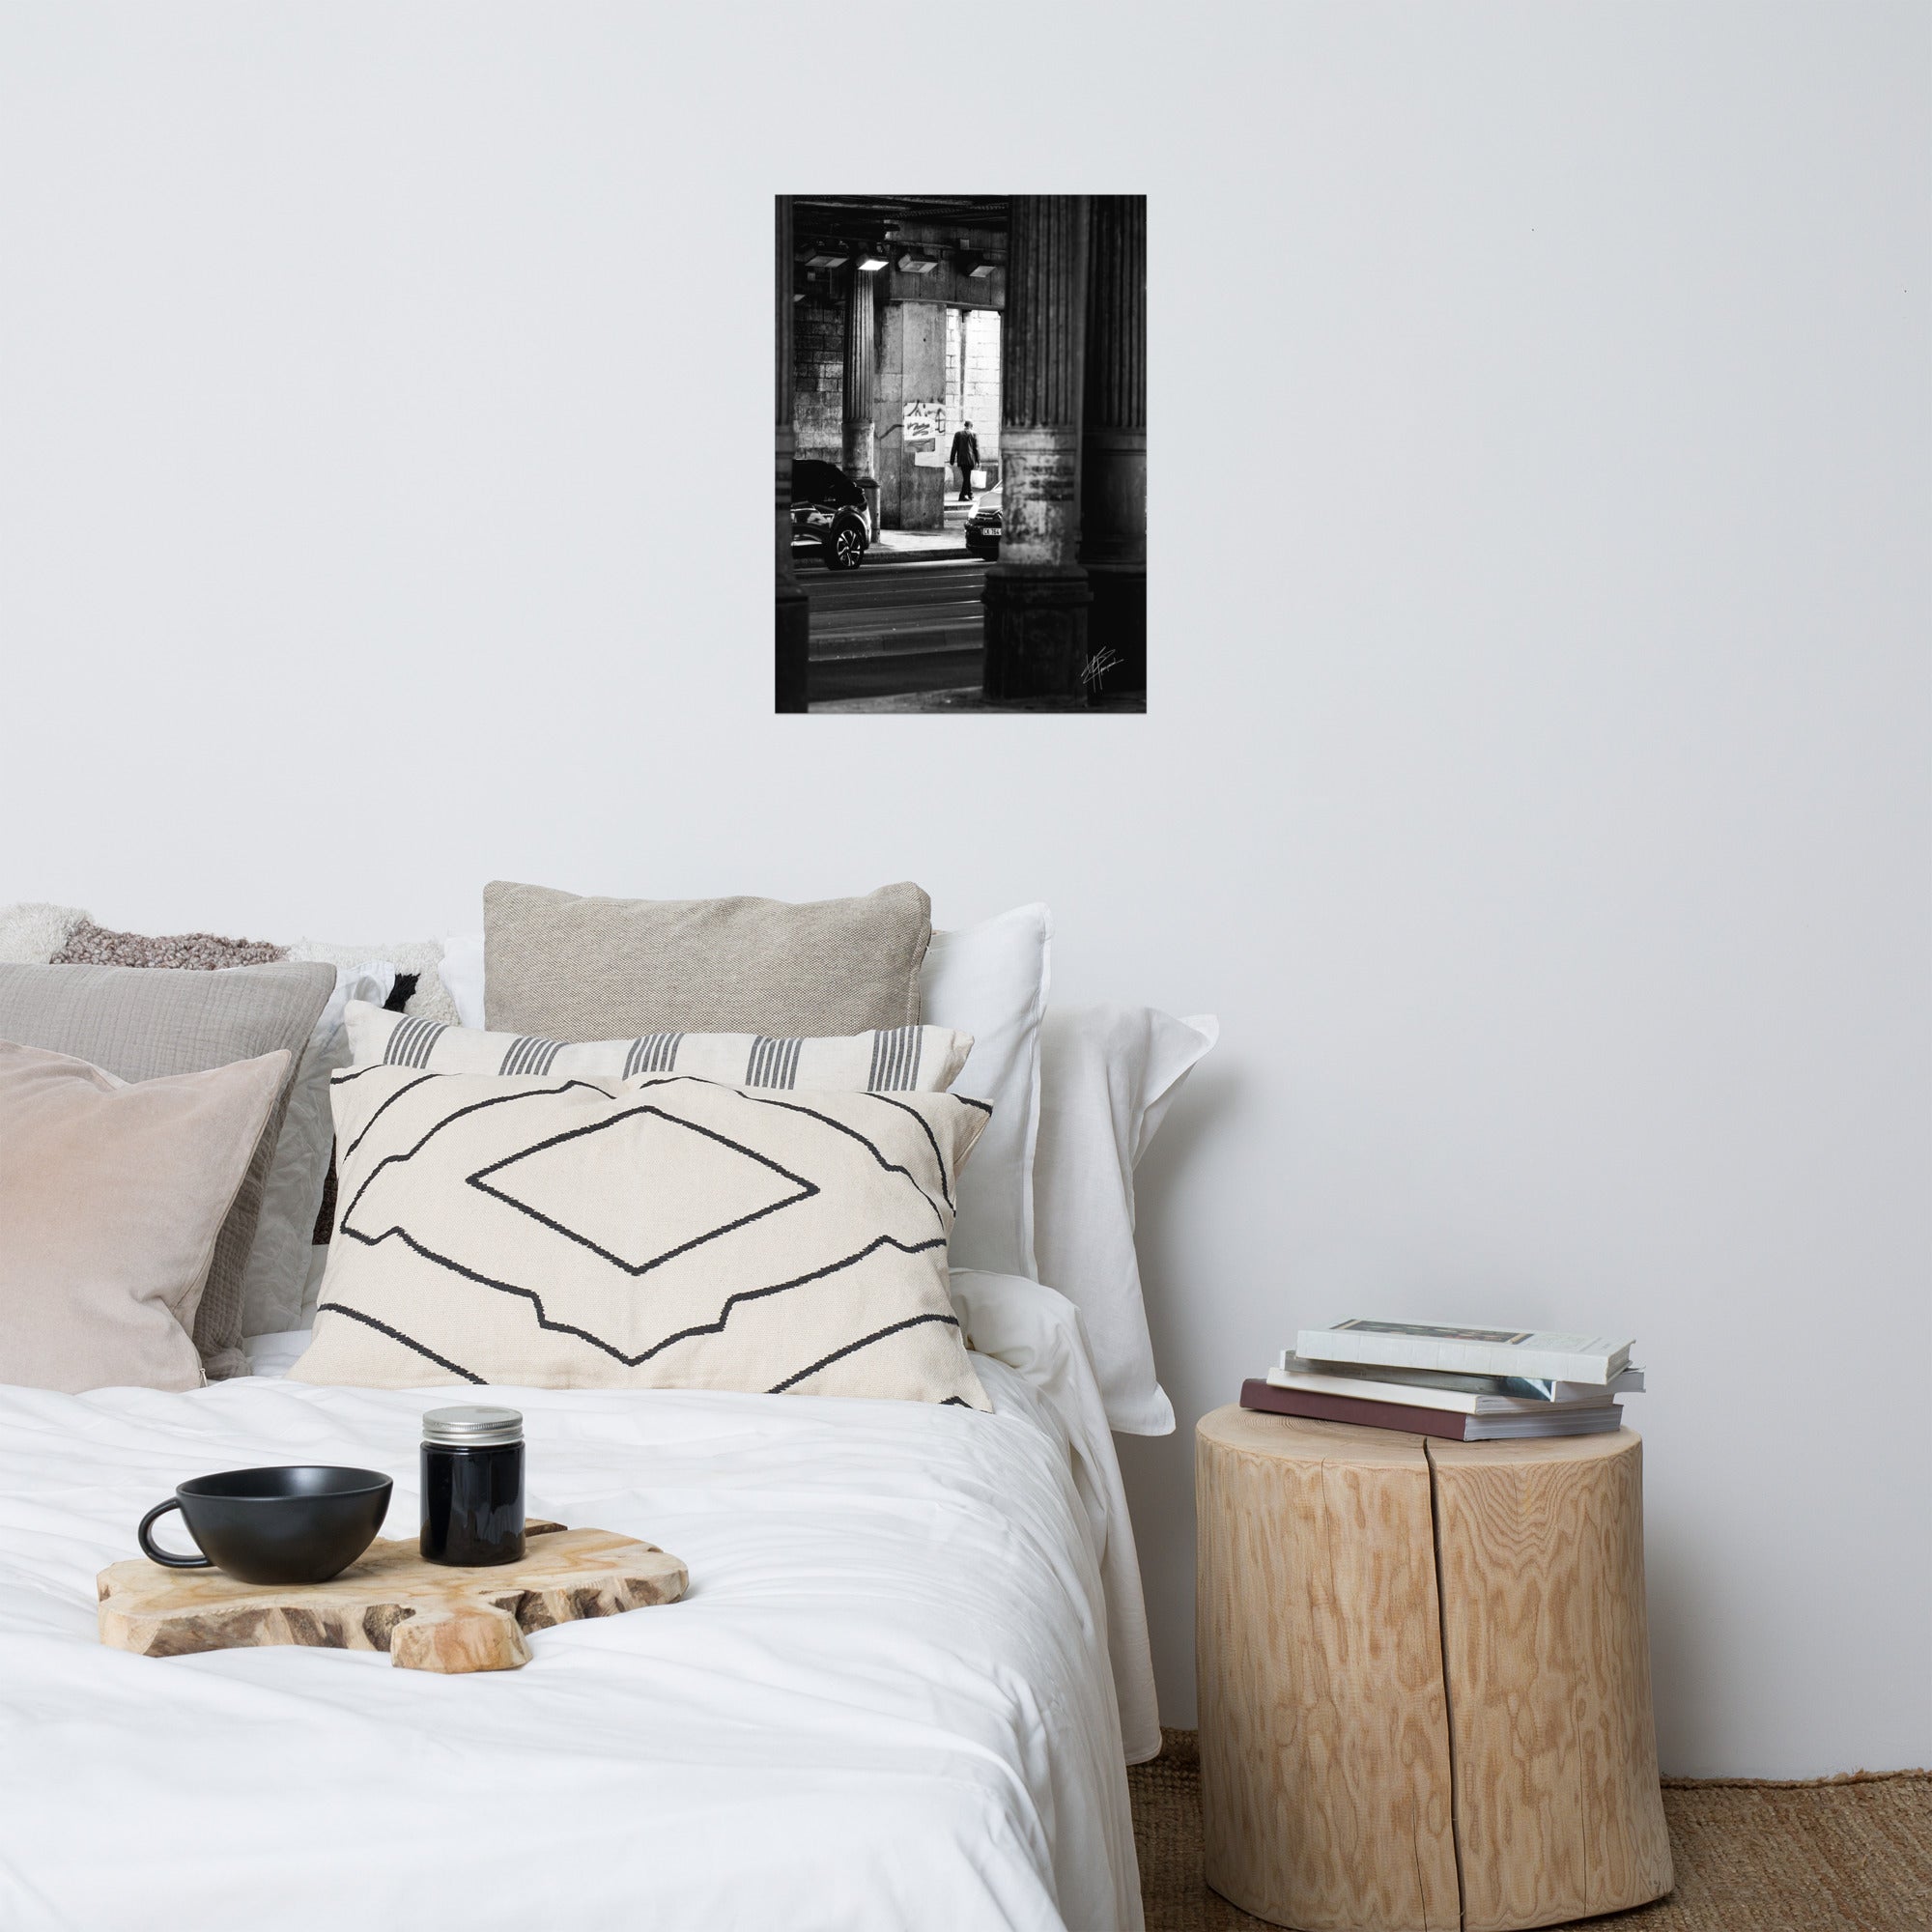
[420,1406,526,1567]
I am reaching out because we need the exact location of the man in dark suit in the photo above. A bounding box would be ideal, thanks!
[949,420,980,502]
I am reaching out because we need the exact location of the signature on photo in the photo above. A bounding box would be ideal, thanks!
[1081,646,1123,688]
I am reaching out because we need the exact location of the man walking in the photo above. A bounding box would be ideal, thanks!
[949,419,980,502]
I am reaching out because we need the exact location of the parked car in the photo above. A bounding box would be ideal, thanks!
[964,494,1002,560]
[790,459,869,570]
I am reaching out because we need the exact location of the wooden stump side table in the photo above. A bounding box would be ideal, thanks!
[1195,1406,1672,1932]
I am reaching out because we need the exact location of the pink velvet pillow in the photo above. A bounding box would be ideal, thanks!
[0,1040,290,1392]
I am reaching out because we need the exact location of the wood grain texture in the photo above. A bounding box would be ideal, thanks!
[1429,1430,1673,1929]
[98,1525,687,1673]
[1196,1406,1461,1932]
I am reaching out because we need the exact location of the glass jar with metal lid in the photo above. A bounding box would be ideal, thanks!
[419,1406,525,1567]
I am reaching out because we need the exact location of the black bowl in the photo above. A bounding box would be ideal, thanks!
[139,1466,392,1585]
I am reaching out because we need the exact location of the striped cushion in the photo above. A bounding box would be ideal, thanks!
[344,1003,974,1095]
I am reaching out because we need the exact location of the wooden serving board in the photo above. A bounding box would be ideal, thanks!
[97,1522,688,1673]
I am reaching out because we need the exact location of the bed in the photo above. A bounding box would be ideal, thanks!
[0,1269,1153,1932]
[0,897,1205,1932]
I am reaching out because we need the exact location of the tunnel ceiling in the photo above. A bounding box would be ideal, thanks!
[791,197,1009,248]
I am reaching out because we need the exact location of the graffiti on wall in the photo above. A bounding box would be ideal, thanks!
[901,397,943,445]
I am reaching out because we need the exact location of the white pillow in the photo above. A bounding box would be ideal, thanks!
[1032,1005,1217,1435]
[238,962,394,1338]
[920,905,1052,1282]
[439,929,486,1028]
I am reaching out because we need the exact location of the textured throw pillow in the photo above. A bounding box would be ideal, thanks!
[0,1041,291,1393]
[921,905,1052,1281]
[483,881,931,1039]
[0,902,91,963]
[0,902,287,971]
[344,1000,973,1093]
[1033,1005,1217,1435]
[240,964,396,1338]
[288,937,461,1025]
[51,919,285,969]
[0,959,335,1378]
[289,1066,990,1406]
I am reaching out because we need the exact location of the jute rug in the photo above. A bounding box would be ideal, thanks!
[1128,1730,1931,1932]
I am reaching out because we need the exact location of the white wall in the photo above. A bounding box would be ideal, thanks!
[1,3,1925,1776]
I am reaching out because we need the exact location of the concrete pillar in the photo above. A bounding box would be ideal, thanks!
[775,197,809,713]
[983,195,1091,704]
[840,262,877,492]
[876,301,948,531]
[1079,194,1147,696]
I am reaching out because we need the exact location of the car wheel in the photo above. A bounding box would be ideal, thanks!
[826,525,865,571]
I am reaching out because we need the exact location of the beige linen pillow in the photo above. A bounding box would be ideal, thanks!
[0,960,334,1378]
[289,1065,990,1406]
[0,1041,291,1393]
[483,881,931,1040]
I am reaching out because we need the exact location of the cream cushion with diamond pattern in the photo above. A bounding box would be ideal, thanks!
[287,1065,991,1406]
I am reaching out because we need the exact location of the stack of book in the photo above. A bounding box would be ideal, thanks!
[1240,1319,1643,1440]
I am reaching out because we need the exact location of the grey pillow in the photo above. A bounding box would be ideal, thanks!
[483,881,932,1039]
[0,960,334,1379]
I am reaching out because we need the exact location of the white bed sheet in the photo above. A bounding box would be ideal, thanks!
[0,1298,1149,1931]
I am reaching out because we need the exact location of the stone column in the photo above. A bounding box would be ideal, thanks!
[1079,195,1147,696]
[775,197,809,713]
[982,195,1091,704]
[841,261,877,516]
[875,301,948,531]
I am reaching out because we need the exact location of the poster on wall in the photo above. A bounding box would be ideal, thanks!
[775,194,1146,715]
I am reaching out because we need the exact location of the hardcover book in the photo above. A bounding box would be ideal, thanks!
[1270,1355,1642,1415]
[1240,1378,1625,1442]
[1294,1320,1634,1384]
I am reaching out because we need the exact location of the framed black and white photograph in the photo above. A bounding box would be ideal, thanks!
[775,196,1146,714]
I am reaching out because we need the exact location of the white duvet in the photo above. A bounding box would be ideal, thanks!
[0,1272,1151,1932]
